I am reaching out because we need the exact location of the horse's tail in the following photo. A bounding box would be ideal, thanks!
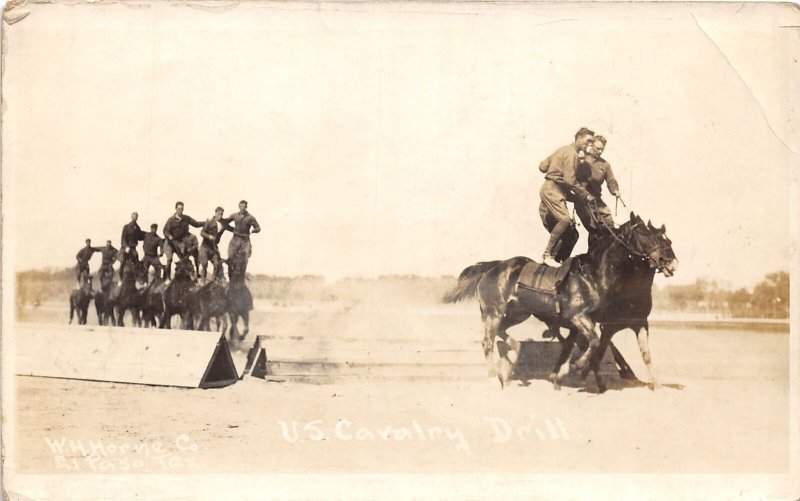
[442,261,501,303]
[69,295,75,324]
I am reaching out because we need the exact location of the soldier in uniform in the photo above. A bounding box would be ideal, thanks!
[198,207,226,283]
[119,212,145,277]
[538,127,596,267]
[96,240,119,284]
[141,223,165,279]
[221,200,260,279]
[575,135,622,245]
[163,201,203,280]
[75,239,98,287]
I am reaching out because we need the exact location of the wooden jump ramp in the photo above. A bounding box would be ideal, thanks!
[14,323,633,387]
[15,323,247,388]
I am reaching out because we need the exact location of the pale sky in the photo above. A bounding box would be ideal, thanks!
[2,2,798,288]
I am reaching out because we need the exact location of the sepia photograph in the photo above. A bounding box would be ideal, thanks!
[1,1,798,499]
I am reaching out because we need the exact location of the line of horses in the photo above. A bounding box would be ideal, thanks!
[69,257,253,342]
[443,212,678,393]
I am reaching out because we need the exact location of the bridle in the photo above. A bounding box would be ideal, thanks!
[586,203,664,269]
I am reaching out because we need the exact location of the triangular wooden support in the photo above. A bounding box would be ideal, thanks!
[241,335,268,379]
[199,334,240,388]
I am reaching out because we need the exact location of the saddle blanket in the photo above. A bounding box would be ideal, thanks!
[517,257,574,294]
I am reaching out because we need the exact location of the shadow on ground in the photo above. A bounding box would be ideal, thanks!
[512,340,684,393]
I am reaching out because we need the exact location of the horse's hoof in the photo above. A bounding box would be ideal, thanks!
[548,373,562,391]
[619,369,636,380]
[597,383,607,393]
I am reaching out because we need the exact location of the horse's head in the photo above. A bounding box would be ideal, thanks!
[174,259,195,282]
[122,261,148,285]
[624,213,679,277]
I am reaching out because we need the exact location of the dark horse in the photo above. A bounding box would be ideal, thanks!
[115,260,147,327]
[226,257,253,342]
[443,213,678,391]
[191,273,230,333]
[162,259,198,329]
[140,271,168,328]
[69,276,94,325]
[95,267,117,326]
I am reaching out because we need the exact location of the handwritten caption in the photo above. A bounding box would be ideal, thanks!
[277,415,570,456]
[45,434,200,472]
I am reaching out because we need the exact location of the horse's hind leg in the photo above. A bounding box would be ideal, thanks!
[494,310,528,387]
[481,314,501,378]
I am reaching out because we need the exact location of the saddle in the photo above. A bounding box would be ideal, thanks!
[517,257,574,295]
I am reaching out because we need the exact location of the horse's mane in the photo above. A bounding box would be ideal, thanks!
[583,219,636,265]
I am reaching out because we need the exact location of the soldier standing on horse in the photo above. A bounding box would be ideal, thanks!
[97,240,119,284]
[141,223,165,280]
[199,207,226,283]
[575,135,622,246]
[538,127,596,267]
[119,212,145,277]
[221,200,260,280]
[75,239,98,287]
[163,201,203,280]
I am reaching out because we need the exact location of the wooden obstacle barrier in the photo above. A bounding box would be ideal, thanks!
[14,323,238,388]
[240,335,268,379]
[251,333,636,385]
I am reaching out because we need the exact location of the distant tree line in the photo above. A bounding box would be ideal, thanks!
[651,271,789,319]
[16,267,789,319]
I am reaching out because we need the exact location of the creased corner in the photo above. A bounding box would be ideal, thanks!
[690,11,798,157]
[3,0,30,25]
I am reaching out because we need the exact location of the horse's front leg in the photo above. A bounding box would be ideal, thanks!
[241,311,250,340]
[635,322,659,390]
[228,312,239,342]
[550,329,578,390]
[569,313,599,375]
[579,327,610,393]
[600,323,636,380]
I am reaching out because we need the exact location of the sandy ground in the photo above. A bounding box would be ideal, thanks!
[7,300,791,478]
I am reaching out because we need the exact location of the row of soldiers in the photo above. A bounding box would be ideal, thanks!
[538,127,622,267]
[75,200,260,287]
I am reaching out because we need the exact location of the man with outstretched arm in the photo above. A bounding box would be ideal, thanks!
[75,239,98,287]
[221,200,260,280]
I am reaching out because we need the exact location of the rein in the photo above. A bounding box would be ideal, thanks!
[586,202,659,261]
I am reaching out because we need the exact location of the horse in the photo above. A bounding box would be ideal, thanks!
[115,260,147,327]
[162,259,198,329]
[191,275,230,333]
[94,266,117,326]
[443,212,678,391]
[69,276,94,325]
[226,257,253,341]
[140,271,168,328]
[567,217,679,389]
